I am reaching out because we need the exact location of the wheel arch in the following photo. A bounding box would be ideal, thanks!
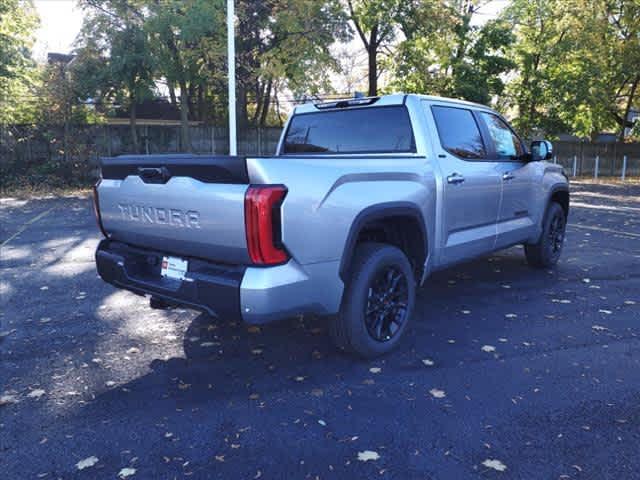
[548,184,570,219]
[339,202,428,284]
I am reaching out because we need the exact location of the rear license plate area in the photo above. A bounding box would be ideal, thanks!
[161,256,188,281]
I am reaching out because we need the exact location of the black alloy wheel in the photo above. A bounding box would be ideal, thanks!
[364,266,409,342]
[329,242,416,358]
[548,211,565,257]
[525,202,566,268]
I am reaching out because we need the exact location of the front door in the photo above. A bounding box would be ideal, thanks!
[426,103,502,266]
[477,112,536,248]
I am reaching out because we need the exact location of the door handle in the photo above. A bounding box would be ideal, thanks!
[447,173,465,184]
[503,172,515,181]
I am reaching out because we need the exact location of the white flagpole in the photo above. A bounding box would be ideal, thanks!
[227,0,237,155]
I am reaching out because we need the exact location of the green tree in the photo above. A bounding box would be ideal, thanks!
[75,0,155,152]
[347,0,401,96]
[391,1,514,105]
[0,0,39,124]
[606,0,640,140]
[500,0,562,136]
[236,0,349,125]
[503,0,639,139]
[73,0,348,152]
[145,0,225,150]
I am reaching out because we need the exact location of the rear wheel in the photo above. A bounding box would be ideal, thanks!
[329,242,415,358]
[525,202,566,268]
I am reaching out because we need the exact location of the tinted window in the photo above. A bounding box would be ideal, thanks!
[431,106,485,159]
[480,112,524,159]
[283,106,416,154]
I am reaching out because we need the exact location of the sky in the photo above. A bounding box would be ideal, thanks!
[33,0,84,61]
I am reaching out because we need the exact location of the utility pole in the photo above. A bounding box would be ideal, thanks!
[227,0,237,155]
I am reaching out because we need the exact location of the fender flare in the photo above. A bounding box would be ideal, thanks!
[546,183,570,217]
[530,184,569,244]
[338,202,428,282]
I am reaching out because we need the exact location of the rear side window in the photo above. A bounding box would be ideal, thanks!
[283,106,416,154]
[480,112,525,159]
[431,106,485,159]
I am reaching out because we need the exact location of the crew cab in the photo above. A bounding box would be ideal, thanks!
[94,94,569,357]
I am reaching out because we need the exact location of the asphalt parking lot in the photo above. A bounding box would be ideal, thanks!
[1,180,639,479]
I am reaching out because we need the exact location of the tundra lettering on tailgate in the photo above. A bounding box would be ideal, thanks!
[117,203,201,229]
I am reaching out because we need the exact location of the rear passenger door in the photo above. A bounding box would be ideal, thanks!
[477,112,537,248]
[425,103,502,266]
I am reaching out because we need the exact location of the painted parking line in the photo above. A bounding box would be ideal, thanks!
[0,207,56,248]
[568,223,640,239]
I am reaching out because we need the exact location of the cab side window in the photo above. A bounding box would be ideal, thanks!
[480,112,524,160]
[431,106,486,159]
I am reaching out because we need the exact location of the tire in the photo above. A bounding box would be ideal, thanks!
[329,242,416,358]
[525,202,566,268]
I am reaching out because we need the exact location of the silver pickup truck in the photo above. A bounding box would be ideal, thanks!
[94,94,569,357]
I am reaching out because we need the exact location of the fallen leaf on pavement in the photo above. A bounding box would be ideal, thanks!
[118,467,136,478]
[0,329,16,339]
[482,459,507,472]
[28,389,46,399]
[76,456,99,470]
[0,394,18,406]
[357,451,380,462]
[429,388,446,399]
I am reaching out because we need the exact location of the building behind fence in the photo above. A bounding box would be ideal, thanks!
[1,123,639,185]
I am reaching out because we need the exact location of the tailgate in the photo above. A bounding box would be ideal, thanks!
[97,154,250,264]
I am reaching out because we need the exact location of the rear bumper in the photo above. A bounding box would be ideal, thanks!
[95,239,244,319]
[95,240,344,324]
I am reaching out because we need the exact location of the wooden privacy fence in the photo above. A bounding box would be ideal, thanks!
[0,124,283,183]
[552,140,640,178]
[1,123,640,183]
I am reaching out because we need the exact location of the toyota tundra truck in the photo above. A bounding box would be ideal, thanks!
[93,94,569,357]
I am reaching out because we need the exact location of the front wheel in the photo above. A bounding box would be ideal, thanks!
[525,202,566,268]
[329,242,416,358]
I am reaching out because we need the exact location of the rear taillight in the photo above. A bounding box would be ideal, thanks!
[92,181,108,238]
[244,185,289,265]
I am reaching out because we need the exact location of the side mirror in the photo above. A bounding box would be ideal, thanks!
[530,140,553,162]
